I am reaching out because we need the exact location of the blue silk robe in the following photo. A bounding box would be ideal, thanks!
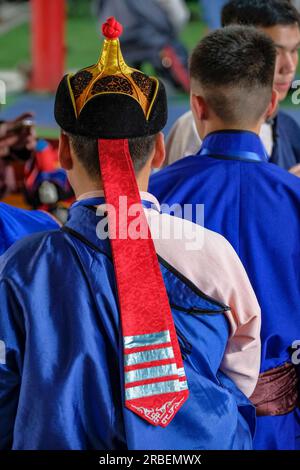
[0,203,59,255]
[150,130,300,450]
[0,200,255,450]
[270,111,300,170]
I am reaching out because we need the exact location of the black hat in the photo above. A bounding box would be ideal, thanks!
[54,17,167,138]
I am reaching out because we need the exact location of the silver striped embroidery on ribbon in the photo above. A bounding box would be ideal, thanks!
[125,379,188,401]
[124,330,171,349]
[124,330,188,401]
[124,346,174,366]
[125,363,178,384]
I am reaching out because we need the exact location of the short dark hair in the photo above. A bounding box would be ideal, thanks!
[189,26,276,126]
[68,134,157,181]
[222,0,300,28]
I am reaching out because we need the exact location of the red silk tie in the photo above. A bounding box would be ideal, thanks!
[98,138,189,427]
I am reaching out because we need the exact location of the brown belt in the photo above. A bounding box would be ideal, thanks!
[250,362,299,416]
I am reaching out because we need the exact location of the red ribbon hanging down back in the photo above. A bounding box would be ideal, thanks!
[98,138,189,427]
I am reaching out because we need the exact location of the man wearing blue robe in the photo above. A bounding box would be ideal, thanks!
[0,20,261,449]
[150,24,300,450]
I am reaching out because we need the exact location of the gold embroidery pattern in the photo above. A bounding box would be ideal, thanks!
[131,72,155,101]
[91,75,133,96]
[70,71,93,99]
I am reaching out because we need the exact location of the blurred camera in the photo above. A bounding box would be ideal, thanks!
[7,118,34,136]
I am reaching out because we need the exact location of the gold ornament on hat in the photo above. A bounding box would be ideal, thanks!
[67,17,159,120]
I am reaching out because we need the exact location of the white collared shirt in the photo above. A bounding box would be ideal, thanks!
[166,110,273,165]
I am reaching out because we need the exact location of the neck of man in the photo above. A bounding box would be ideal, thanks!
[74,169,150,200]
[201,121,262,140]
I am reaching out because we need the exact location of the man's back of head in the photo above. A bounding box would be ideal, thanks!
[190,25,276,134]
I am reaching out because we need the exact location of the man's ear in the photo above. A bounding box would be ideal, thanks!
[265,89,279,121]
[58,132,73,171]
[190,93,208,122]
[151,132,165,170]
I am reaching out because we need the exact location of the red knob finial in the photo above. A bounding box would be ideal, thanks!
[102,17,123,40]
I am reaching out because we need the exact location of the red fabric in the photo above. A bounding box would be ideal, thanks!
[98,138,189,427]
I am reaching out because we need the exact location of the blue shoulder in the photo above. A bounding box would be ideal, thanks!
[0,203,58,227]
[0,230,62,275]
[150,156,203,192]
[0,204,59,256]
[260,160,300,186]
[277,110,300,134]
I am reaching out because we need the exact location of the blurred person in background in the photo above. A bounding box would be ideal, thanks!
[0,113,36,198]
[93,0,190,92]
[0,113,73,220]
[200,0,228,30]
[0,114,59,254]
[166,0,300,176]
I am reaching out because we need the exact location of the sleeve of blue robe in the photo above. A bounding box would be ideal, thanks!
[0,203,59,255]
[270,111,300,170]
[0,277,24,449]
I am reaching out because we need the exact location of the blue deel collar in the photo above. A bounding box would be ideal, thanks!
[198,130,269,163]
